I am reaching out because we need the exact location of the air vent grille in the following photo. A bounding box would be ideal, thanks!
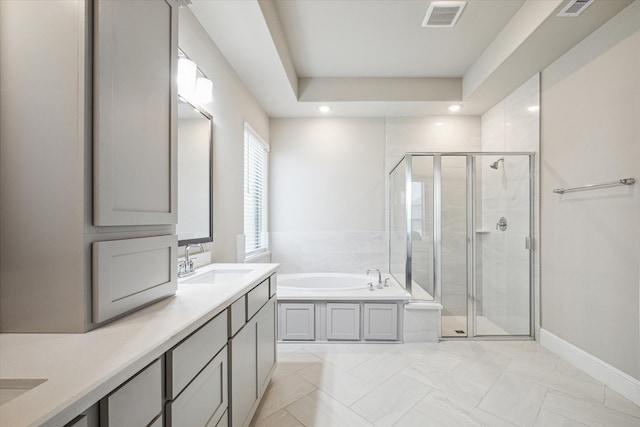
[422,1,467,28]
[557,0,594,17]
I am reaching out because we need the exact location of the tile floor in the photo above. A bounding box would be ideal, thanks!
[441,316,508,337]
[250,341,640,427]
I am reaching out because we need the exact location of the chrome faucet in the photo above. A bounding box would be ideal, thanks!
[366,268,382,289]
[178,244,205,278]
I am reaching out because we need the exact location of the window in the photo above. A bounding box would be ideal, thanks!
[243,123,269,257]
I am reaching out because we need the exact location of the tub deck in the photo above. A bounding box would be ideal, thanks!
[277,273,411,301]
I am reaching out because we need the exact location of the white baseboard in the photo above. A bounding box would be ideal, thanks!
[540,328,640,406]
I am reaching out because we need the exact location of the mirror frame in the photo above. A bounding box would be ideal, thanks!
[177,98,213,247]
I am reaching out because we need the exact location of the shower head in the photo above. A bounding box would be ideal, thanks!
[490,157,504,169]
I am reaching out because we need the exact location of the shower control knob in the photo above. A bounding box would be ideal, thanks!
[496,217,508,231]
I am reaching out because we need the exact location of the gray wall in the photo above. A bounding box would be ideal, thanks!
[540,0,640,380]
[269,118,387,273]
[269,115,481,277]
[179,8,270,262]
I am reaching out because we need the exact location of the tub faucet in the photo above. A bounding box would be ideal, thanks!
[366,268,382,289]
[178,244,205,278]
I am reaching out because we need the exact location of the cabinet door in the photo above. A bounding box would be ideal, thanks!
[327,303,360,340]
[93,235,178,324]
[230,319,257,427]
[64,404,98,427]
[257,298,276,394]
[166,348,228,427]
[279,303,315,341]
[94,0,178,225]
[166,310,227,399]
[363,303,398,341]
[101,359,162,426]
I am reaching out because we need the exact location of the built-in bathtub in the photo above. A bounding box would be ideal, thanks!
[276,272,442,342]
[278,273,411,299]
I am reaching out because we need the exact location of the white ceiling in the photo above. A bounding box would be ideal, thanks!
[274,0,526,78]
[188,0,633,118]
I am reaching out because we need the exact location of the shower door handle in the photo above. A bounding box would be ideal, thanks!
[525,236,531,250]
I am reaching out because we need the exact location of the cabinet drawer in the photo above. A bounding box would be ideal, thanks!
[269,275,277,297]
[167,310,228,399]
[229,296,246,337]
[247,279,269,320]
[101,359,161,426]
[92,235,177,324]
[167,347,228,427]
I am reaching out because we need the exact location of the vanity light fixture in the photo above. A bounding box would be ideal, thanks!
[178,56,213,105]
[318,105,331,113]
[196,77,213,104]
[447,104,462,112]
[178,58,197,100]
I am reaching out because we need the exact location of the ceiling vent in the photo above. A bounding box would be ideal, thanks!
[557,0,594,17]
[422,1,467,28]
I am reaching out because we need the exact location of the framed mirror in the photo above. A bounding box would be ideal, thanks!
[177,100,213,246]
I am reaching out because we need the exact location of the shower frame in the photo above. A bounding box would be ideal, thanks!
[389,152,536,339]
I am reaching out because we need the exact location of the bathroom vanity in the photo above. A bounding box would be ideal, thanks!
[0,263,278,427]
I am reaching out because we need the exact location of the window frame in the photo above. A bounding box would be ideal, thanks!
[243,122,269,259]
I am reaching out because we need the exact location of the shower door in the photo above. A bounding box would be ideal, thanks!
[473,154,532,336]
[436,154,533,338]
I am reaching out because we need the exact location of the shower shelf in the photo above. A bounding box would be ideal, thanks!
[476,229,491,234]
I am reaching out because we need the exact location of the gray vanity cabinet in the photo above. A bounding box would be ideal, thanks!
[0,0,178,333]
[230,278,277,427]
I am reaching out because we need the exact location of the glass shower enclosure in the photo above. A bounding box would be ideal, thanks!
[389,153,534,338]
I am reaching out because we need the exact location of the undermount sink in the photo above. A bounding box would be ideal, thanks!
[180,268,254,285]
[0,379,46,406]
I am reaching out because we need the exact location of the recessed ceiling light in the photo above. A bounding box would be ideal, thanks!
[527,105,540,112]
[435,122,444,127]
[318,105,331,113]
[447,104,462,112]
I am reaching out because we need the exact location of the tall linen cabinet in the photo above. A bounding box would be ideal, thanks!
[0,0,179,332]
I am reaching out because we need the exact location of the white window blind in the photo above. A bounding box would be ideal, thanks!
[244,123,269,256]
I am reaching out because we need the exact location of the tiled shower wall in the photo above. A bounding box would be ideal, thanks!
[479,74,540,334]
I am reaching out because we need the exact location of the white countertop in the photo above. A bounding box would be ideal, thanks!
[0,263,278,427]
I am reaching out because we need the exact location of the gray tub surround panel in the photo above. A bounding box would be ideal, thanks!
[0,263,278,427]
[279,301,406,343]
[0,0,179,332]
